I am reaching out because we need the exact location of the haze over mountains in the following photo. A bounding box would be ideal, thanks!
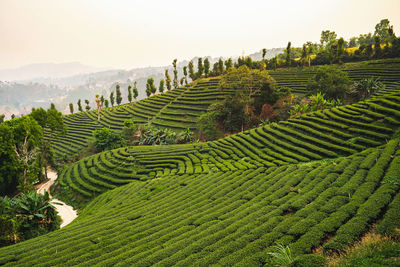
[0,48,283,119]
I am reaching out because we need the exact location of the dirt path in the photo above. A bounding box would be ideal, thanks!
[37,170,77,228]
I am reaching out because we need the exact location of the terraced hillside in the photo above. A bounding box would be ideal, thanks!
[55,92,400,201]
[269,58,400,94]
[0,136,399,265]
[48,78,229,159]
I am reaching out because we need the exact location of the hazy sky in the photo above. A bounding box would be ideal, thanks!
[1,0,399,70]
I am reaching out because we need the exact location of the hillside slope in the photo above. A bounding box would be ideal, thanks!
[49,58,400,160]
[0,138,399,265]
[55,92,400,202]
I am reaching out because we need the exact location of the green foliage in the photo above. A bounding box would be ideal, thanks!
[159,79,165,93]
[127,85,132,103]
[92,128,126,151]
[69,103,74,114]
[268,243,294,267]
[172,59,178,89]
[286,42,292,66]
[146,78,156,97]
[0,124,19,195]
[197,57,203,78]
[204,58,210,77]
[188,60,195,81]
[116,84,122,105]
[196,111,222,141]
[349,77,383,101]
[84,99,90,111]
[306,65,351,100]
[104,99,109,108]
[0,191,60,247]
[165,69,171,91]
[77,99,83,112]
[110,91,115,107]
[133,85,139,100]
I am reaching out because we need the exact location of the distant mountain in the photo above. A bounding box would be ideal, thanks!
[0,62,106,82]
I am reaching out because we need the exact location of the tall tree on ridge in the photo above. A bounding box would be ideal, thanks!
[172,59,178,89]
[116,84,122,105]
[95,94,101,121]
[85,100,90,111]
[183,66,188,85]
[128,85,133,103]
[165,69,171,91]
[286,41,292,67]
[69,103,74,114]
[100,95,104,107]
[204,58,210,77]
[110,92,115,107]
[197,57,203,78]
[262,48,267,60]
[159,79,165,93]
[188,61,195,81]
[77,99,83,112]
[133,82,138,100]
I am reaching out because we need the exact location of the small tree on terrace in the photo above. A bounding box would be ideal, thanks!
[188,60,195,81]
[146,78,156,96]
[183,66,188,85]
[172,59,178,89]
[95,94,101,121]
[197,58,203,78]
[286,42,292,67]
[218,59,224,74]
[224,58,233,70]
[110,92,115,107]
[104,99,109,108]
[133,82,138,100]
[100,95,104,107]
[165,69,171,91]
[116,84,122,105]
[69,103,74,114]
[77,99,83,112]
[204,58,210,77]
[159,79,165,93]
[128,85,133,103]
[262,48,267,60]
[85,100,90,111]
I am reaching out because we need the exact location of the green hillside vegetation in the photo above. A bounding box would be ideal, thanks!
[0,134,399,265]
[47,58,400,161]
[54,92,400,205]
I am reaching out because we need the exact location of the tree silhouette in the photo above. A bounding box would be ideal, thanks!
[116,84,122,105]
[69,103,74,114]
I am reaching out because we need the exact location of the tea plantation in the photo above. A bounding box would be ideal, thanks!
[5,58,399,265]
[0,137,399,265]
[47,58,400,160]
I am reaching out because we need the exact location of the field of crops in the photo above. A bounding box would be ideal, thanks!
[0,136,399,265]
[53,92,400,202]
[46,78,230,160]
[269,58,400,94]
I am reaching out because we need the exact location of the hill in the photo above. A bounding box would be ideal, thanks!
[48,58,400,160]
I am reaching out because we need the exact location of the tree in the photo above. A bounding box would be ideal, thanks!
[8,116,42,192]
[93,128,126,151]
[204,58,210,77]
[183,66,188,85]
[306,65,351,100]
[374,36,382,58]
[133,87,138,100]
[0,124,20,195]
[218,59,224,74]
[110,92,115,107]
[77,99,83,112]
[85,100,90,111]
[224,58,233,70]
[301,44,308,66]
[320,30,337,46]
[128,85,133,103]
[27,108,64,182]
[262,48,267,60]
[172,59,178,89]
[146,78,156,96]
[165,69,171,91]
[188,61,195,81]
[116,84,122,105]
[104,99,109,108]
[159,79,165,93]
[50,103,56,110]
[95,95,101,121]
[180,77,184,86]
[100,95,104,107]
[337,37,345,63]
[218,66,277,131]
[69,103,74,114]
[11,114,15,119]
[197,58,203,78]
[286,42,291,67]
[374,19,391,44]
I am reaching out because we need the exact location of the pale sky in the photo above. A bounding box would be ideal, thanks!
[0,0,399,70]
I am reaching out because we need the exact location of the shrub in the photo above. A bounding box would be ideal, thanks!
[93,128,126,151]
[290,254,327,267]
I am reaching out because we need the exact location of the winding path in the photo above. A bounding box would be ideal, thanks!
[36,170,77,228]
